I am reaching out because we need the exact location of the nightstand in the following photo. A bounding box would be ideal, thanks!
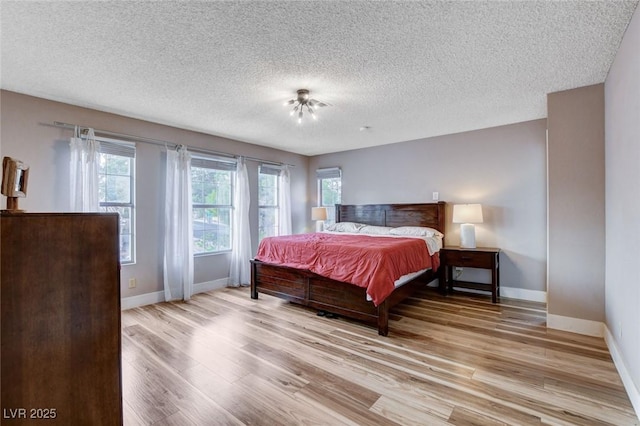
[440,246,500,303]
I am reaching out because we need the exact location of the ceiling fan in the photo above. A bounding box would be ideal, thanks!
[284,89,330,123]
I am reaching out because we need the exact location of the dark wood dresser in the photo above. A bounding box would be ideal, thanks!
[1,212,122,425]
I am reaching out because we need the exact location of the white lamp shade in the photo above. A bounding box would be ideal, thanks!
[452,204,483,224]
[311,207,328,221]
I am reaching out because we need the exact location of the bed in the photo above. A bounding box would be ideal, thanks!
[250,202,446,336]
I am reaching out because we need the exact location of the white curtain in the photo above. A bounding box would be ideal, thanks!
[163,145,194,301]
[69,127,100,212]
[229,157,252,286]
[279,165,292,235]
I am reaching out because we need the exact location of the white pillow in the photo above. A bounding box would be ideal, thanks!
[359,225,393,235]
[389,226,444,238]
[325,222,367,233]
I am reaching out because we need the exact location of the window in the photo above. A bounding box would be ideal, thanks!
[191,157,235,254]
[97,138,136,264]
[258,165,280,240]
[316,167,342,225]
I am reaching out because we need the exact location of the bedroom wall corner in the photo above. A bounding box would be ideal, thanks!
[547,84,605,324]
[604,1,640,418]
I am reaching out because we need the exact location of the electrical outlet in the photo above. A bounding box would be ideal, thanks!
[128,278,137,289]
[432,192,439,201]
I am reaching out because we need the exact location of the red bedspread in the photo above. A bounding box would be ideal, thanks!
[255,233,439,306]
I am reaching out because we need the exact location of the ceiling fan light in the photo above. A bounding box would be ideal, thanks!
[286,89,328,124]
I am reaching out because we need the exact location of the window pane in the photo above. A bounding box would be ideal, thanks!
[106,175,131,203]
[193,207,231,254]
[100,205,133,263]
[99,153,132,204]
[207,169,232,205]
[258,170,280,241]
[191,168,202,203]
[99,174,107,202]
[119,208,131,235]
[259,174,277,206]
[98,149,135,264]
[106,155,130,175]
[214,208,231,251]
[192,167,233,207]
[259,207,278,240]
[204,169,219,203]
[321,177,341,207]
[319,177,341,225]
[193,208,206,254]
[191,164,234,254]
[120,234,132,263]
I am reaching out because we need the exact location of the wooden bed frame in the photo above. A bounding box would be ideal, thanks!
[250,202,446,336]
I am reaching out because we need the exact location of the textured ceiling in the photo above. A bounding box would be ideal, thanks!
[1,1,638,156]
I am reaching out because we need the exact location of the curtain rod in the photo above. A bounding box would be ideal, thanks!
[52,121,295,167]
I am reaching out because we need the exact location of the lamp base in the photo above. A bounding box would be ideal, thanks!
[315,221,324,232]
[459,223,476,248]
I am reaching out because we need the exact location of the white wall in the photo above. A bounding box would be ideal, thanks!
[0,91,309,300]
[309,119,548,298]
[605,2,640,413]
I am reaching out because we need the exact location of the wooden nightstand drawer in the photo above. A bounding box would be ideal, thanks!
[441,250,495,269]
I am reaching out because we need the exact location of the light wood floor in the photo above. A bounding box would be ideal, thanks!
[121,287,638,425]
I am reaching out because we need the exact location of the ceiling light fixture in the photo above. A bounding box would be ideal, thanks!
[284,89,329,124]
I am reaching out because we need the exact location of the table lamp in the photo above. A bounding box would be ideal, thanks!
[311,207,328,232]
[452,204,483,248]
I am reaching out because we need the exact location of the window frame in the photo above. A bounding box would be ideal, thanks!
[258,164,281,241]
[316,167,342,225]
[191,156,236,256]
[95,136,136,265]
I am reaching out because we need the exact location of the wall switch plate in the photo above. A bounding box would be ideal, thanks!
[432,192,439,201]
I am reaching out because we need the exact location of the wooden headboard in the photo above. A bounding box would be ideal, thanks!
[335,202,446,234]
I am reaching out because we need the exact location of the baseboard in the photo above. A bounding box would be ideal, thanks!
[546,313,605,337]
[121,278,229,310]
[193,278,228,293]
[121,291,164,310]
[448,284,546,303]
[500,286,547,303]
[604,326,640,421]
